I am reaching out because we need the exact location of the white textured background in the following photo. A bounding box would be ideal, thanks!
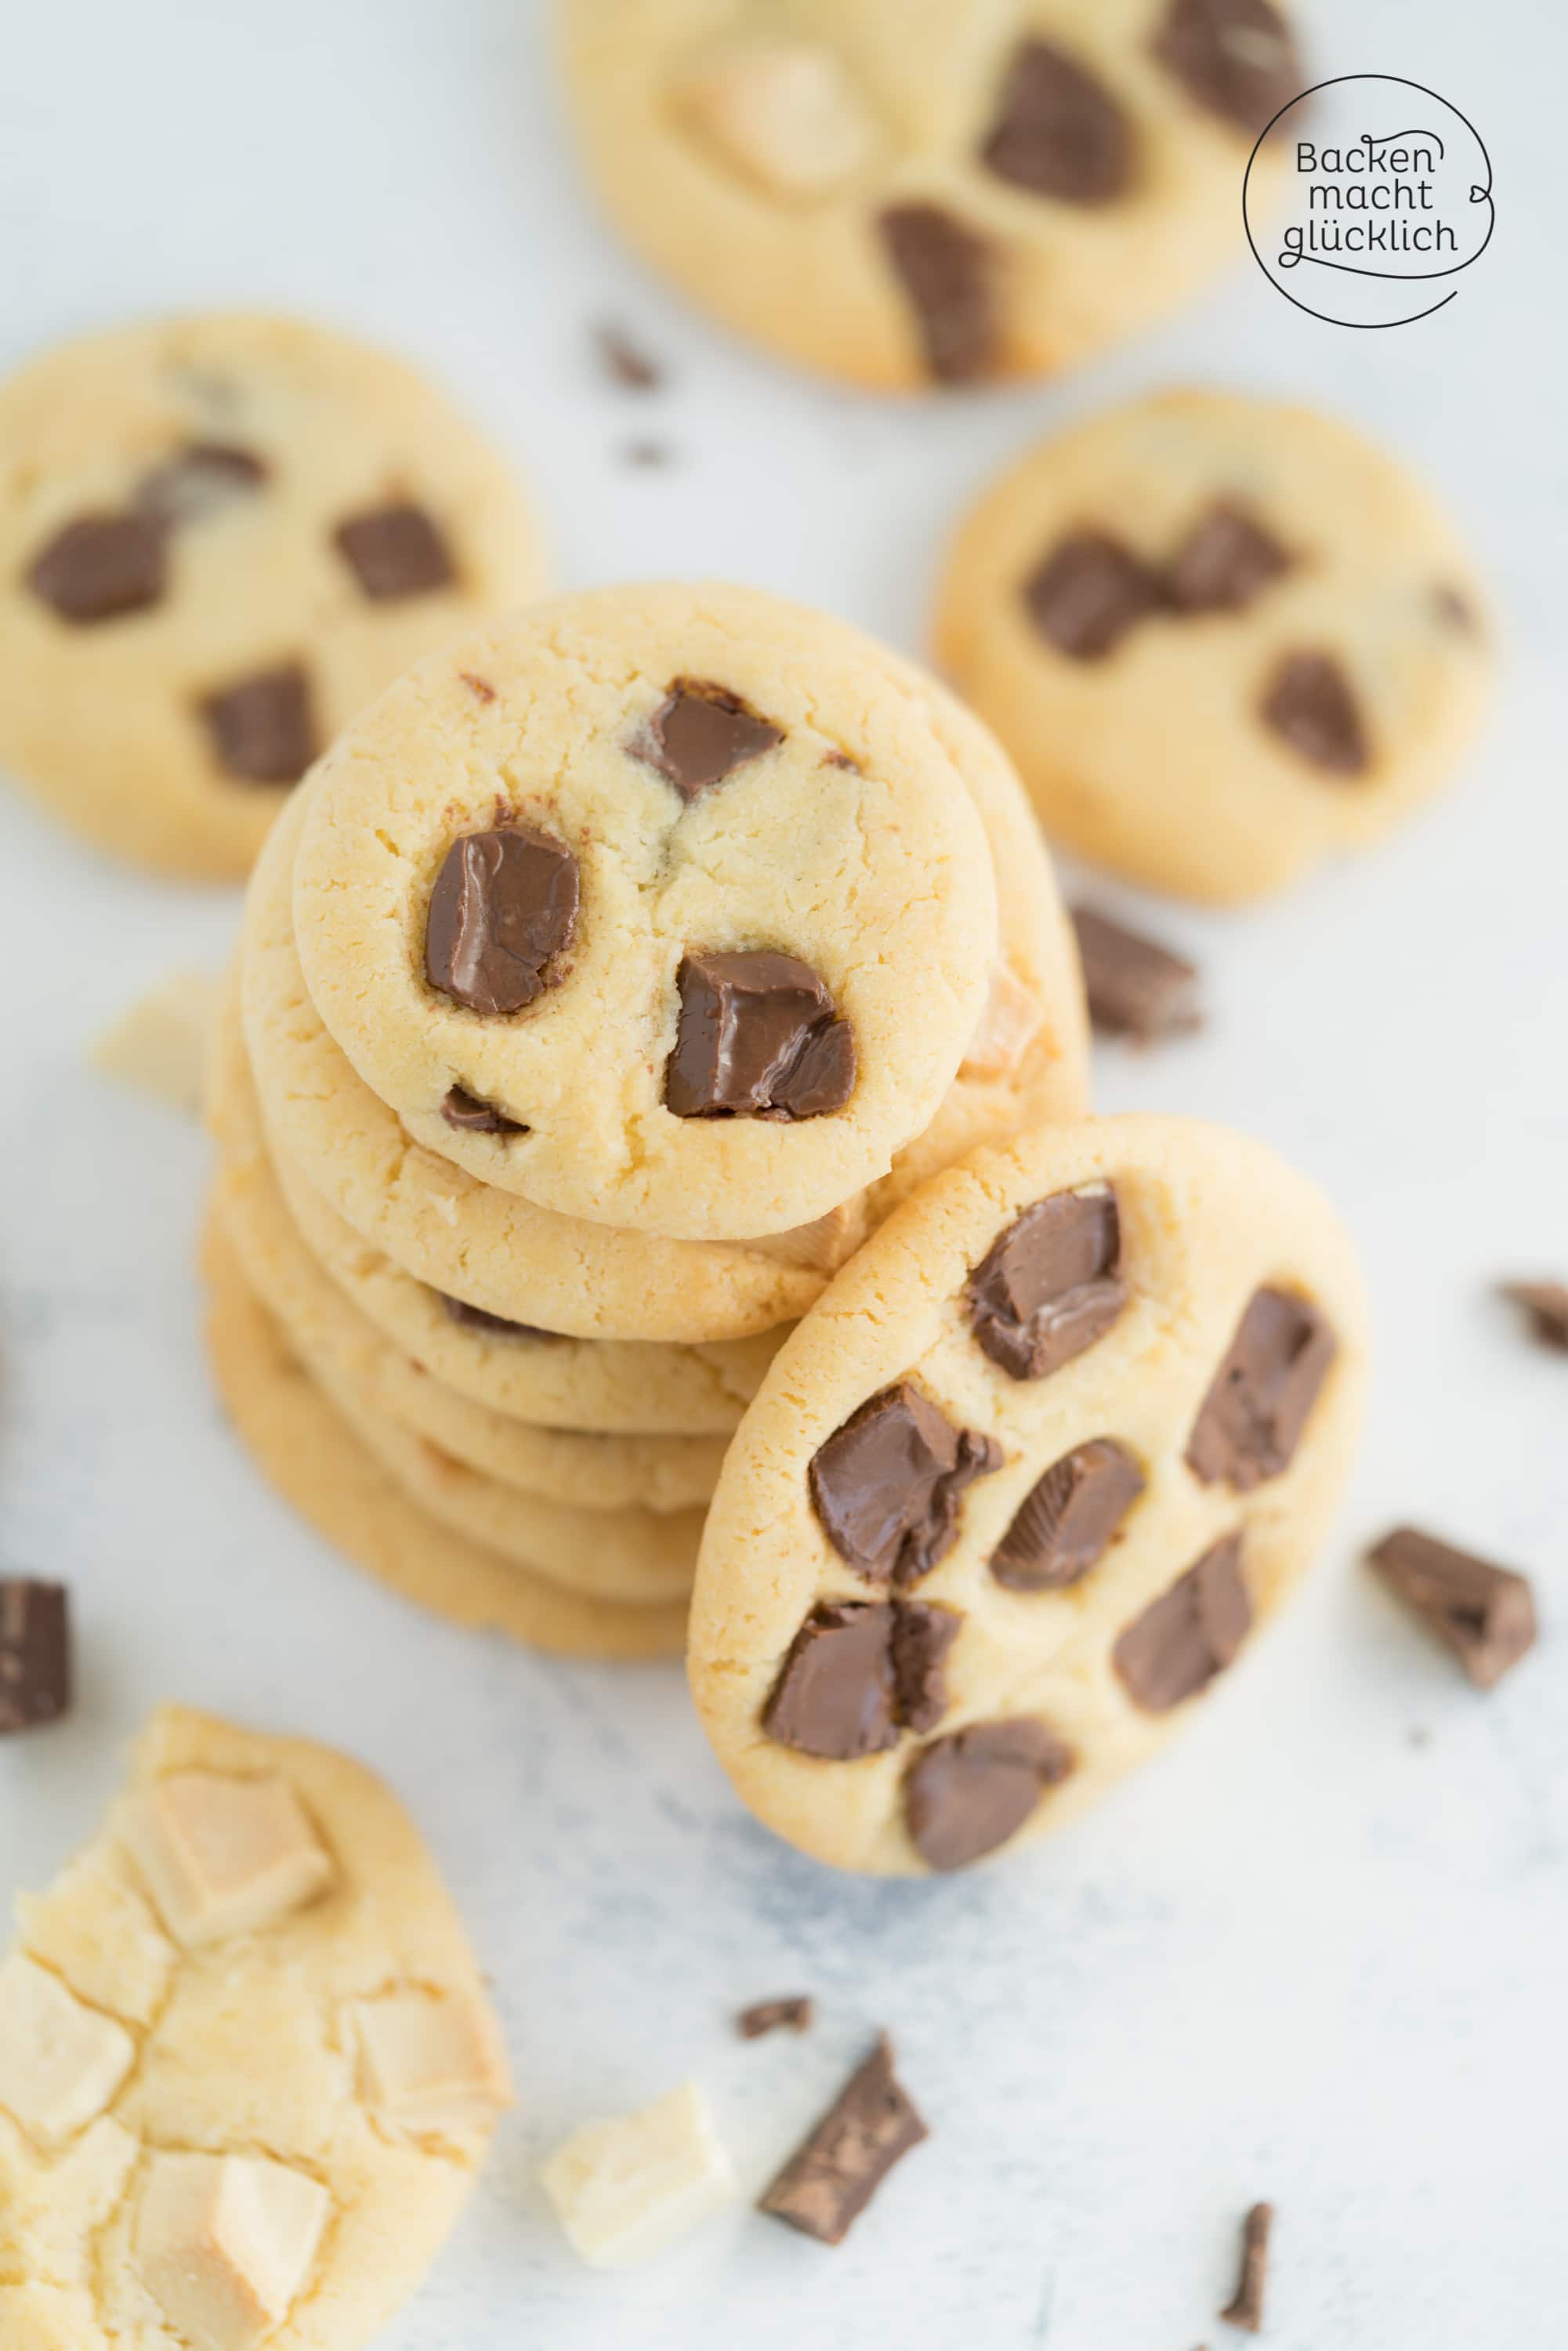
[2,3,1565,2344]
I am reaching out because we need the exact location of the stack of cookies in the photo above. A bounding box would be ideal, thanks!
[205,582,1089,1661]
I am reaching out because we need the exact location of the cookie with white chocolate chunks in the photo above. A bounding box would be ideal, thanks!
[292,582,998,1241]
[689,1115,1367,1873]
[935,389,1492,903]
[0,1704,509,2349]
[0,313,544,880]
[562,0,1303,392]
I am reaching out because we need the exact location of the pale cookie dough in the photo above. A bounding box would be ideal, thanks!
[689,1114,1367,1874]
[207,1219,699,1610]
[212,1141,726,1510]
[205,1231,688,1659]
[0,1703,509,2349]
[0,313,545,881]
[561,0,1303,391]
[92,969,219,1115]
[292,582,998,1241]
[934,389,1494,902]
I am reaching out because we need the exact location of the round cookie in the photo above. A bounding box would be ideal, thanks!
[0,313,545,880]
[0,1704,509,2348]
[205,1229,687,1658]
[689,1114,1367,1875]
[213,1139,727,1509]
[292,583,999,1241]
[934,389,1494,902]
[561,0,1304,391]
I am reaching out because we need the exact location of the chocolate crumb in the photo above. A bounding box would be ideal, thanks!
[459,671,497,704]
[0,1578,71,1735]
[623,439,675,467]
[759,2034,928,2245]
[737,1995,814,2040]
[596,321,663,390]
[1499,1279,1568,1351]
[1219,2201,1273,2332]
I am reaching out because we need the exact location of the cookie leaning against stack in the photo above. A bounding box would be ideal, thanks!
[208,581,1090,1658]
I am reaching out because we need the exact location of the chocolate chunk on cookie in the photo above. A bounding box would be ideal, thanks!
[27,512,168,624]
[198,662,317,783]
[136,441,269,523]
[1367,1527,1536,1690]
[991,1438,1145,1590]
[0,1578,71,1735]
[1152,0,1302,133]
[636,679,783,798]
[667,950,855,1119]
[878,203,997,384]
[905,1716,1075,1868]
[969,1186,1126,1380]
[1113,1532,1251,1712]
[1186,1286,1335,1490]
[1167,501,1291,613]
[1023,531,1165,661]
[440,1085,527,1136]
[1261,650,1369,775]
[759,2034,927,2245]
[809,1382,1001,1586]
[425,827,580,1016]
[335,502,456,600]
[980,40,1133,204]
[763,1598,960,1758]
[440,1294,557,1341]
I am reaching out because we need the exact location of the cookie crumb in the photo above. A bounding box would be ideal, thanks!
[736,1994,815,2039]
[595,321,664,390]
[1219,2201,1273,2333]
[92,971,219,1115]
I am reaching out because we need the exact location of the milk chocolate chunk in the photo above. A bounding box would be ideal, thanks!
[1261,650,1369,775]
[26,512,168,623]
[991,1438,1145,1591]
[1367,1527,1537,1690]
[762,1598,960,1758]
[334,502,455,600]
[905,1717,1075,1870]
[441,1083,527,1136]
[878,203,997,384]
[639,679,783,798]
[198,662,317,783]
[136,441,269,523]
[666,950,855,1120]
[1152,0,1302,134]
[808,1382,1001,1586]
[1167,501,1291,613]
[1220,2201,1274,2333]
[425,826,579,1016]
[1500,1279,1568,1351]
[1186,1286,1335,1491]
[968,1186,1126,1382]
[980,39,1133,203]
[1112,1531,1251,1712]
[1070,907,1203,1046]
[737,1995,814,2039]
[440,1293,556,1341]
[1023,531,1164,661]
[759,2034,928,2246]
[0,1578,71,1736]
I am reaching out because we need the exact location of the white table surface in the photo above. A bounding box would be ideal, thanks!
[2,4,1565,2344]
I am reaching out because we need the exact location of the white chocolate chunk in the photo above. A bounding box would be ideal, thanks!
[539,2080,736,2268]
[961,964,1045,1081]
[91,970,219,1116]
[0,1954,135,2146]
[349,1987,512,2139]
[679,40,875,199]
[121,1772,335,1947]
[136,2151,329,2351]
[746,1197,867,1273]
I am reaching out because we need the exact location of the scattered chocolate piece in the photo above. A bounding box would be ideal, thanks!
[440,1294,557,1341]
[905,1718,1075,1869]
[764,1599,960,1758]
[425,826,579,1016]
[991,1437,1145,1591]
[595,321,664,389]
[636,679,783,799]
[878,203,997,385]
[759,2034,928,2246]
[26,512,167,624]
[1022,531,1165,661]
[808,1382,1001,1587]
[1499,1279,1568,1352]
[459,670,497,703]
[0,1578,71,1735]
[737,1996,815,2040]
[666,950,855,1120]
[1260,650,1369,776]
[197,662,316,783]
[624,439,674,468]
[968,1187,1126,1382]
[1367,1527,1537,1690]
[136,441,269,523]
[1113,1533,1250,1712]
[440,1084,527,1136]
[1219,2201,1273,2333]
[1186,1287,1335,1491]
[334,502,455,601]
[980,38,1133,203]
[1433,582,1478,633]
[1070,907,1203,1046]
[1167,501,1291,614]
[1152,0,1302,135]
